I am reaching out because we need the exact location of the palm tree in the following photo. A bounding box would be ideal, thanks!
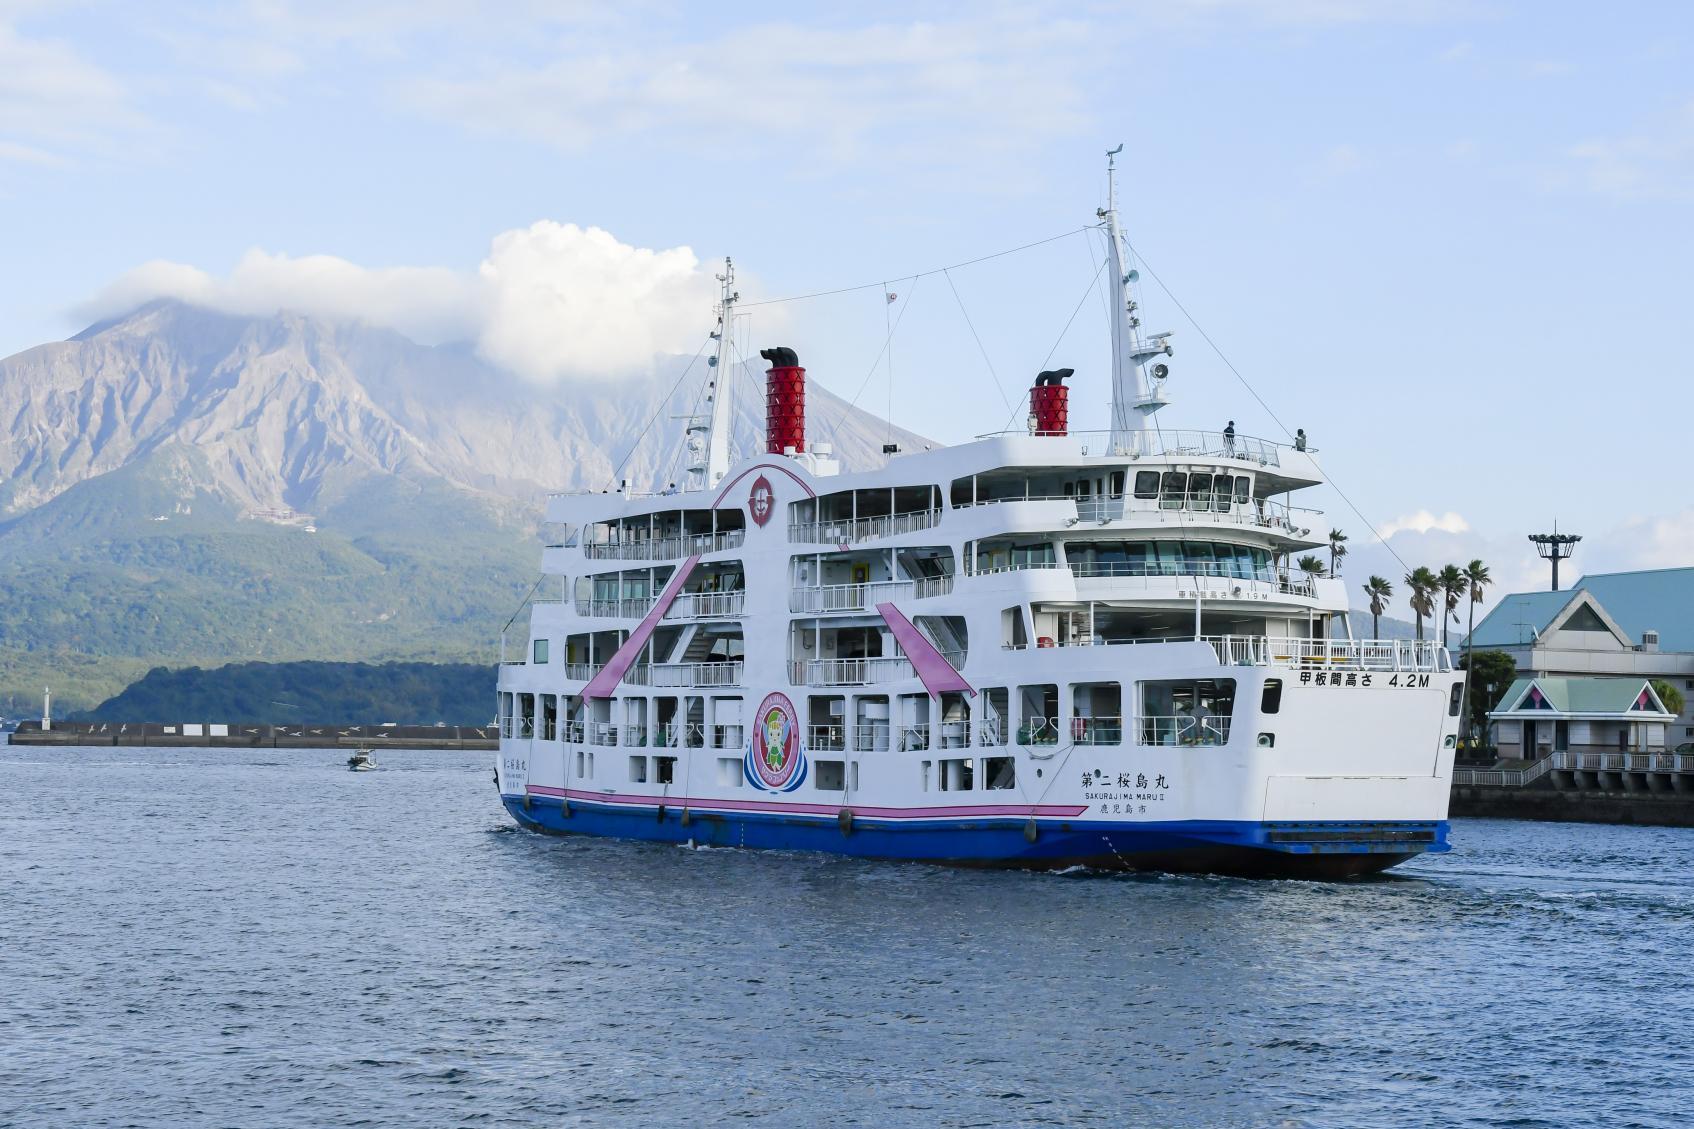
[1363,575,1393,638]
[1437,564,1468,648]
[1327,529,1349,577]
[1405,566,1438,640]
[1458,559,1493,744]
[1297,554,1327,584]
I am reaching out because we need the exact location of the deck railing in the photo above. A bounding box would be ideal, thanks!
[1000,634,1449,673]
[788,574,953,613]
[963,558,1317,598]
[794,656,916,686]
[897,724,929,752]
[624,661,744,688]
[852,721,892,751]
[787,508,942,545]
[583,529,744,560]
[1137,715,1232,747]
[971,427,1289,466]
[665,591,746,619]
[575,597,652,618]
[1072,717,1124,746]
[576,590,747,619]
[807,724,846,751]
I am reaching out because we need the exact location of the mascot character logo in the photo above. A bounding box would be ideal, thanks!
[745,692,806,792]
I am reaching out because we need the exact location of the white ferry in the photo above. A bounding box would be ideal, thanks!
[494,159,1461,877]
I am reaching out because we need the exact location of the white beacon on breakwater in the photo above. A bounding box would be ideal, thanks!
[494,157,1462,877]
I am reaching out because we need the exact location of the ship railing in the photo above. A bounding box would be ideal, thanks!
[789,574,953,613]
[999,634,1448,673]
[1016,717,1062,746]
[588,722,619,746]
[853,722,892,751]
[935,719,972,748]
[958,496,1309,534]
[787,507,942,545]
[795,656,916,686]
[1137,715,1232,747]
[790,578,916,613]
[964,559,1317,598]
[622,724,648,748]
[583,529,745,560]
[624,661,744,688]
[1071,562,1319,597]
[964,560,1066,577]
[560,720,586,744]
[665,591,746,619]
[976,719,1008,747]
[562,662,599,681]
[1072,716,1124,746]
[1233,636,1450,672]
[970,427,1289,466]
[712,724,744,749]
[896,725,930,752]
[575,597,652,618]
[807,724,846,751]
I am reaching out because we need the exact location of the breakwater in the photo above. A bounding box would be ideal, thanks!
[8,721,495,750]
[1451,783,1694,827]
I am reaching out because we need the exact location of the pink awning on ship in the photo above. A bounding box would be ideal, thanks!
[876,602,973,699]
[583,554,702,699]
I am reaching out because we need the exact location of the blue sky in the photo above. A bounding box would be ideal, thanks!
[3,0,1692,609]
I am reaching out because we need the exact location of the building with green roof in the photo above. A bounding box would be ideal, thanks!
[1465,568,1694,754]
[1489,676,1674,759]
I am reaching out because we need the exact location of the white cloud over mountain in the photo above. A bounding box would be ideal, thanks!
[1375,509,1471,540]
[75,222,721,384]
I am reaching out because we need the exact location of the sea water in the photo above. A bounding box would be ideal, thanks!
[3,745,1691,1128]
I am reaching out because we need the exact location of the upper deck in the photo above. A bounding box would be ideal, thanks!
[543,428,1322,535]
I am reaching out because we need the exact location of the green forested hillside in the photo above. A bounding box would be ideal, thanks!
[0,447,537,712]
[73,660,498,725]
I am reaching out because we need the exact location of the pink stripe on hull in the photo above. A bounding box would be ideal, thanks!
[524,784,1087,820]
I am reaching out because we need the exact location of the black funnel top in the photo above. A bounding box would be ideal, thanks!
[761,347,799,368]
[1035,368,1074,386]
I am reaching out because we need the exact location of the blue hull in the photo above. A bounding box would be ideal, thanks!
[500,793,1448,879]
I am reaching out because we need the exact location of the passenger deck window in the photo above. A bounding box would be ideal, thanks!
[1133,471,1160,499]
[1261,679,1282,715]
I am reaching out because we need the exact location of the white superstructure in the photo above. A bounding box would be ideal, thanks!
[494,160,1460,876]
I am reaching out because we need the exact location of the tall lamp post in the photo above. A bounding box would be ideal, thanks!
[1528,530,1581,591]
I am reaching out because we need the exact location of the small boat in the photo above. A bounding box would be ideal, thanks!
[347,746,377,772]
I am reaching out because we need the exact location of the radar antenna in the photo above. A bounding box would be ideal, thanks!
[1100,144,1173,456]
[685,258,740,491]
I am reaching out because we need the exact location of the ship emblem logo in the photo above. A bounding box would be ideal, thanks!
[748,475,774,527]
[745,691,806,792]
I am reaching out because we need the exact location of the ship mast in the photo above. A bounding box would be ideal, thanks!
[1101,145,1172,455]
[686,258,740,491]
